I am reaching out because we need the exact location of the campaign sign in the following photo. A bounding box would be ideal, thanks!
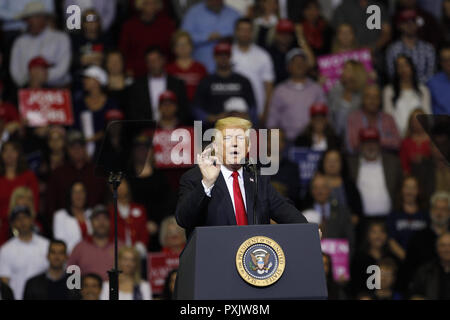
[147,252,180,295]
[317,49,373,93]
[321,239,350,282]
[19,89,74,126]
[152,127,195,168]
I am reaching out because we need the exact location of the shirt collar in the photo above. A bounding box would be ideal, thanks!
[221,165,243,179]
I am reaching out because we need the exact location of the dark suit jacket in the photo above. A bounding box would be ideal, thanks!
[347,153,403,213]
[304,201,354,255]
[127,75,190,124]
[175,166,308,238]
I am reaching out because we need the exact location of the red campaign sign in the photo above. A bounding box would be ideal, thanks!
[152,127,195,169]
[147,252,179,295]
[19,89,74,127]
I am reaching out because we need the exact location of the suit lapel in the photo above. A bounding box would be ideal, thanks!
[213,171,237,225]
[243,170,255,225]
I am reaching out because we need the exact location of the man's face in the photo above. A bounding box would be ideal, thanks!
[380,265,395,289]
[146,52,165,76]
[311,176,331,204]
[29,66,48,86]
[12,213,34,236]
[206,0,223,13]
[81,277,102,300]
[159,100,177,120]
[431,199,450,226]
[214,53,231,70]
[26,15,48,35]
[441,49,450,76]
[141,0,161,17]
[362,86,381,113]
[361,141,380,161]
[235,22,253,47]
[91,214,110,238]
[67,143,87,164]
[217,127,248,166]
[437,234,450,264]
[1,144,19,167]
[48,243,67,270]
[275,32,294,50]
[400,20,418,37]
[288,56,308,78]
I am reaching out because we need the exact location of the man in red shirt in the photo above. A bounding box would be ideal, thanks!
[119,0,176,78]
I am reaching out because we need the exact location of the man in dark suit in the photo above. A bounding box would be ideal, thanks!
[127,46,190,124]
[175,117,308,238]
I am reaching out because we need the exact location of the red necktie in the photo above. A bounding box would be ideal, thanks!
[232,171,248,226]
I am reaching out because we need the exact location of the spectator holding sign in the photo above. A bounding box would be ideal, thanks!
[331,23,358,54]
[26,56,50,89]
[72,66,118,157]
[328,60,368,137]
[10,1,72,88]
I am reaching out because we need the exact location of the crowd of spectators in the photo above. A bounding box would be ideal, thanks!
[0,0,449,300]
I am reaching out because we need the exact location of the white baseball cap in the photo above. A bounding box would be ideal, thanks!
[83,66,108,86]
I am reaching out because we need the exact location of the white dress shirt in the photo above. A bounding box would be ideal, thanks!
[202,165,247,218]
[357,157,392,217]
[148,76,166,121]
[0,234,49,300]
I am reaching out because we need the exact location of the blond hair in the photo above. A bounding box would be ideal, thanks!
[118,246,142,284]
[159,216,185,248]
[8,187,35,218]
[214,117,252,132]
[171,30,194,50]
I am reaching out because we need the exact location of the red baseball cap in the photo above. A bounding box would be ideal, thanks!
[28,56,49,70]
[159,90,177,105]
[359,127,380,142]
[276,19,295,33]
[214,41,232,56]
[397,9,418,25]
[309,103,328,117]
[105,109,125,121]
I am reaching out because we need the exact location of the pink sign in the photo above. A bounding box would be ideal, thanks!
[321,239,350,282]
[317,49,373,93]
[147,252,179,295]
[152,127,195,169]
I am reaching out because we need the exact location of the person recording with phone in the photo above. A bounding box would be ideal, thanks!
[175,117,308,239]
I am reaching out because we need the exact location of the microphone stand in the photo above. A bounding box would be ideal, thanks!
[108,171,123,300]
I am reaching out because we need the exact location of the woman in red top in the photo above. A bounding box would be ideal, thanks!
[109,178,149,257]
[0,141,39,245]
[399,108,431,174]
[166,31,207,102]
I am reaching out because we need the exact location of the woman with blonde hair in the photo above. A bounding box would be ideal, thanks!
[328,60,368,136]
[8,186,43,235]
[159,216,186,255]
[100,246,152,300]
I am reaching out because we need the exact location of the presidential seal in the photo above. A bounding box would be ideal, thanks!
[235,236,285,287]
